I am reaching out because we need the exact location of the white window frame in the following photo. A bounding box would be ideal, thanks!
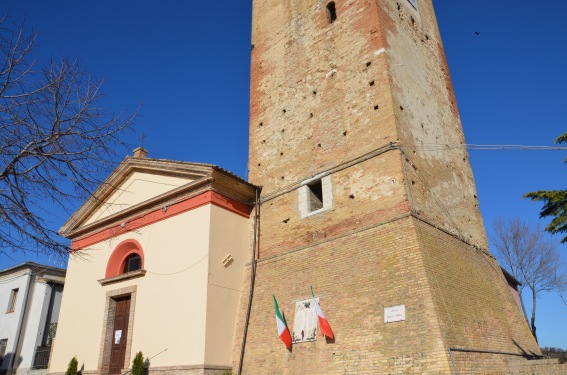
[6,288,18,313]
[299,175,333,218]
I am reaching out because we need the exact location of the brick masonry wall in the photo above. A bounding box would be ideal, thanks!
[234,213,546,374]
[249,0,398,194]
[257,151,409,259]
[234,216,454,374]
[450,352,567,375]
[248,0,486,249]
[237,0,543,373]
[380,0,487,248]
[413,219,541,354]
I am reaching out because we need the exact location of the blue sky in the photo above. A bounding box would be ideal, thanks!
[2,1,566,348]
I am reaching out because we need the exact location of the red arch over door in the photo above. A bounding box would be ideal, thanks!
[105,239,145,278]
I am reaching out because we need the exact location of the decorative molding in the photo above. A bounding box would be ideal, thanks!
[70,191,251,250]
[65,177,214,240]
[98,269,146,286]
[104,239,145,278]
[59,156,258,239]
[59,158,216,236]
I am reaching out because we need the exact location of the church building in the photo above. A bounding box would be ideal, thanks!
[49,1,567,374]
[49,152,257,374]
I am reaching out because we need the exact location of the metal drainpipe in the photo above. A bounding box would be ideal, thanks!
[10,270,35,371]
[448,348,459,375]
[237,187,261,375]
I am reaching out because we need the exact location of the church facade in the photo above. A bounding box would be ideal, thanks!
[49,1,567,374]
[49,153,257,374]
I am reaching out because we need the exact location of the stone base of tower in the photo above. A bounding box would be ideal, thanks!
[449,352,567,375]
[232,215,544,374]
[413,219,539,353]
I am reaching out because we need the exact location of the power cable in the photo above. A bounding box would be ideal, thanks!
[145,254,208,276]
[405,143,567,151]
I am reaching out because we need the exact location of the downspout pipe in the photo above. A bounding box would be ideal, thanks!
[237,186,261,375]
[448,348,459,375]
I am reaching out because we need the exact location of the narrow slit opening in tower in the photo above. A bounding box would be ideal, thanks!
[327,2,337,24]
[308,180,324,212]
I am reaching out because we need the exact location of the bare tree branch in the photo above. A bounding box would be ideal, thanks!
[0,14,136,260]
[491,218,567,342]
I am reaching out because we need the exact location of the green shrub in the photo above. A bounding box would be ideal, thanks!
[131,351,145,375]
[47,322,58,346]
[65,357,78,375]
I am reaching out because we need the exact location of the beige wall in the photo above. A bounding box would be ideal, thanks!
[205,205,250,366]
[51,201,248,373]
[84,173,191,225]
[50,240,113,372]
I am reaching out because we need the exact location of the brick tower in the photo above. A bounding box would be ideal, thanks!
[234,1,543,373]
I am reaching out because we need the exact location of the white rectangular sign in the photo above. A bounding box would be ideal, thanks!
[384,305,406,323]
[114,330,122,344]
[292,298,318,343]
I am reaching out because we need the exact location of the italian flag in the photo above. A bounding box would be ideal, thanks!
[311,286,335,339]
[273,295,292,349]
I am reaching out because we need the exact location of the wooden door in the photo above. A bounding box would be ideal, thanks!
[109,296,130,374]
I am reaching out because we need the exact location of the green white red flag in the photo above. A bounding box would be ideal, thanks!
[273,295,292,349]
[311,286,334,339]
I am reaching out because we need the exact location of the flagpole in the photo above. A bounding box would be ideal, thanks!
[310,286,322,338]
[311,285,335,340]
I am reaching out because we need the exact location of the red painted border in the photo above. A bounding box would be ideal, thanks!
[105,239,145,278]
[71,191,250,251]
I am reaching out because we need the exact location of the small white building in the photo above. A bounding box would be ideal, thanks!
[0,262,66,375]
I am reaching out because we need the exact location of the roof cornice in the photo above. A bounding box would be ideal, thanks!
[59,157,215,236]
[59,156,259,240]
[61,176,214,239]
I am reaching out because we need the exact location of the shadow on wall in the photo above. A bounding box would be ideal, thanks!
[0,352,23,375]
[511,338,540,358]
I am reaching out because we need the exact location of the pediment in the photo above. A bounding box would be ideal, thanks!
[82,171,192,226]
[60,157,216,238]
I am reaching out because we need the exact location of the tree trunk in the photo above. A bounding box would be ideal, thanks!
[531,289,538,343]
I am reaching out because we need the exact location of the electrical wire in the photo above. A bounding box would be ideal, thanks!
[404,143,567,151]
[145,254,208,276]
[259,141,566,205]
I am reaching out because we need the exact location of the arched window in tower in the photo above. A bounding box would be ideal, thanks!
[326,2,337,24]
